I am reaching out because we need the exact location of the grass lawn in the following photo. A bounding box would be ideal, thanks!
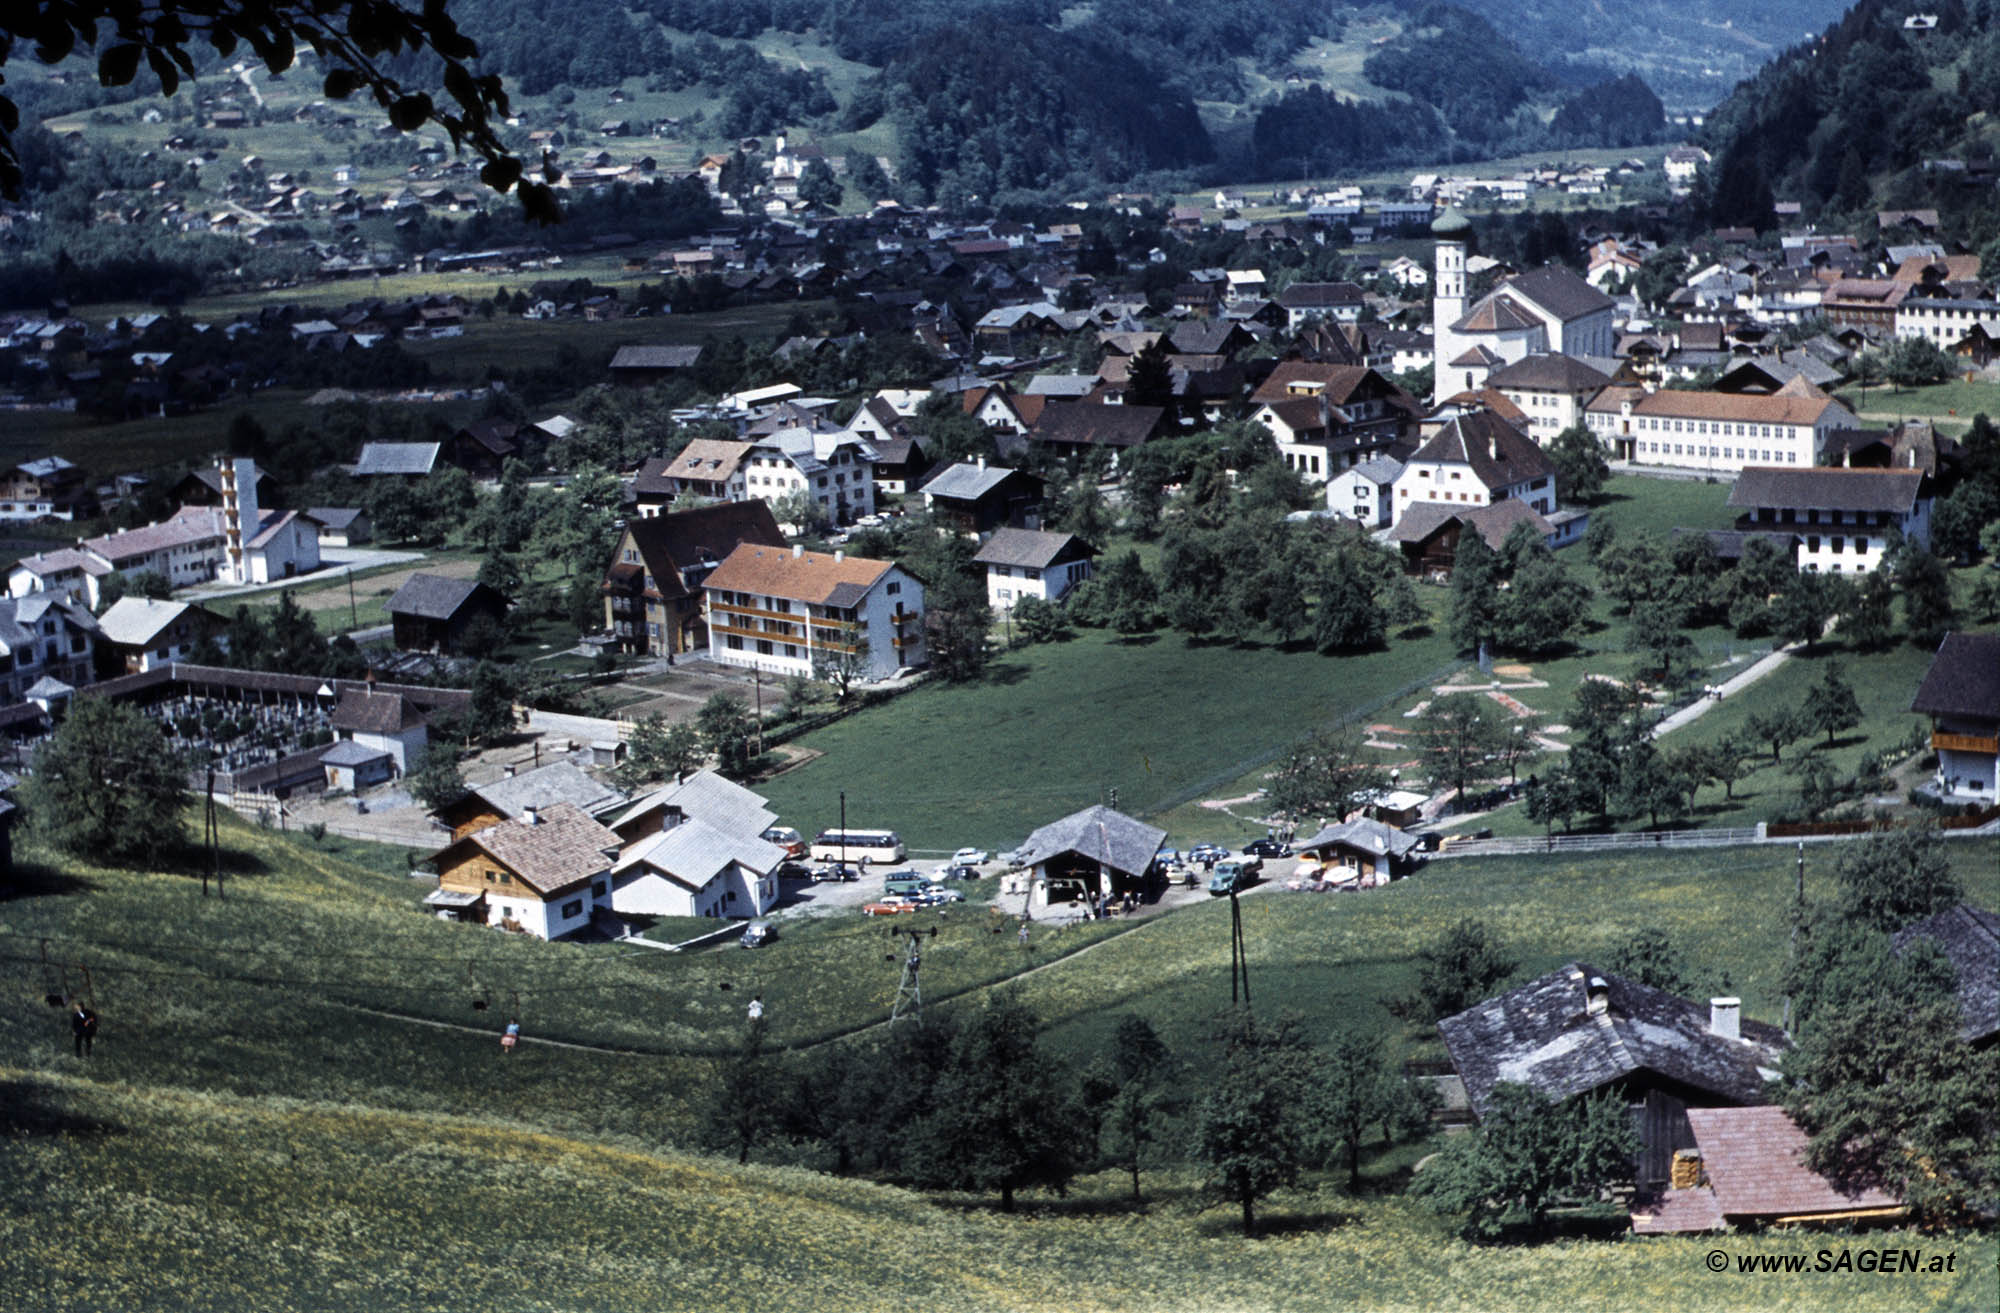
[1836,379,2000,435]
[1591,472,1739,540]
[757,623,1465,853]
[2,816,1993,1310]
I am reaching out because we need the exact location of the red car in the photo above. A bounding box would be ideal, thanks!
[862,897,919,916]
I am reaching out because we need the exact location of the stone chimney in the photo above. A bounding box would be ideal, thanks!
[1586,976,1610,1016]
[976,455,986,470]
[1709,997,1740,1041]
[522,807,540,827]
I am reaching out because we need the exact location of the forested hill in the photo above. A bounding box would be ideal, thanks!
[1698,0,2000,241]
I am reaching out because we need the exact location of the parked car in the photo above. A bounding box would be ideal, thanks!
[950,847,989,866]
[915,887,965,905]
[1189,843,1229,865]
[1000,846,1034,868]
[776,860,813,880]
[942,864,982,881]
[813,863,859,883]
[1208,860,1258,896]
[862,897,920,916]
[882,872,934,898]
[739,920,776,948]
[1241,837,1290,859]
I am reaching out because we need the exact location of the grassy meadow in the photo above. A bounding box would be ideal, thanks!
[1,810,1995,1310]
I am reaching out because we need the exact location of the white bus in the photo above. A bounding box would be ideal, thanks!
[809,828,905,865]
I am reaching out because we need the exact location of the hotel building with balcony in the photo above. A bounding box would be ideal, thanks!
[701,543,924,681]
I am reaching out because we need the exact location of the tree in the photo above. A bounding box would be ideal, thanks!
[1525,766,1579,837]
[1447,529,1501,655]
[1545,423,1609,504]
[1895,544,1956,648]
[0,0,556,222]
[463,661,516,745]
[696,694,757,778]
[1403,918,1516,1022]
[1773,568,1846,653]
[1124,338,1176,412]
[1614,737,1692,828]
[1086,1015,1177,1202]
[1743,703,1805,765]
[844,150,890,199]
[1413,1084,1639,1237]
[703,1015,774,1165]
[1009,595,1068,645]
[1313,1028,1409,1192]
[1882,335,1955,391]
[1603,925,1694,995]
[1830,828,1962,933]
[1194,1010,1319,1234]
[1099,549,1157,638]
[1800,660,1861,747]
[1837,569,1896,650]
[811,621,870,703]
[1312,563,1385,653]
[1701,734,1752,800]
[23,697,187,866]
[795,157,843,210]
[1628,600,1697,688]
[405,742,466,811]
[1411,694,1504,804]
[1498,557,1589,656]
[617,712,704,789]
[907,992,1079,1212]
[1264,725,1384,831]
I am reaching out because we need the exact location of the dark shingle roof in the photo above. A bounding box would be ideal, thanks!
[387,573,499,622]
[973,528,1088,571]
[1909,632,2000,722]
[1029,404,1165,450]
[1503,265,1616,323]
[350,442,440,476]
[1727,467,1923,515]
[330,690,427,734]
[1017,805,1165,879]
[1485,352,1612,392]
[620,501,787,601]
[1892,903,1999,1044]
[1407,407,1553,491]
[1438,963,1788,1118]
[609,344,703,371]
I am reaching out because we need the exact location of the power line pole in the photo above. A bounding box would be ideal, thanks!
[1228,888,1250,1007]
[204,764,217,898]
[1783,840,1804,1035]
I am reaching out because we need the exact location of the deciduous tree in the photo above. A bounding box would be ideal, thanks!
[1194,1010,1319,1234]
[24,697,187,866]
[1413,1083,1638,1237]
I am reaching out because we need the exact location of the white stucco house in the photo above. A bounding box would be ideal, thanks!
[973,528,1095,610]
[703,543,924,681]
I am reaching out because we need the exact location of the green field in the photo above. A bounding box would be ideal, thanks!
[1,810,1994,1310]
[1836,379,2000,436]
[757,621,1464,853]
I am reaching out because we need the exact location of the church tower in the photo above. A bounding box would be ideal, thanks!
[1430,205,1472,377]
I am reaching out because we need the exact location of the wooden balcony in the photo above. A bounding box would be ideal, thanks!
[1933,731,1999,756]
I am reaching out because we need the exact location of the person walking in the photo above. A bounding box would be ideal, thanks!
[501,1019,520,1055]
[747,997,764,1023]
[1018,922,1030,948]
[70,1002,97,1058]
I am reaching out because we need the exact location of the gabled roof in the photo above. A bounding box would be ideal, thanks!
[469,762,626,823]
[0,595,96,655]
[922,461,1036,502]
[1891,903,1999,1045]
[302,507,366,531]
[1485,352,1612,392]
[95,597,207,647]
[663,438,751,484]
[83,505,226,564]
[1726,466,1923,515]
[609,344,703,371]
[1297,816,1421,860]
[387,573,504,622]
[1606,390,1847,427]
[973,528,1091,571]
[330,690,427,734]
[350,442,440,476]
[10,547,112,580]
[1250,361,1391,407]
[1346,456,1405,485]
[1277,280,1365,309]
[435,801,617,897]
[1389,498,1553,549]
[1439,963,1787,1119]
[1017,805,1165,879]
[1909,632,2000,723]
[1501,266,1613,324]
[1028,404,1165,450]
[322,739,392,768]
[610,769,777,838]
[613,816,785,888]
[617,501,787,600]
[1685,1107,1901,1219]
[1452,294,1543,334]
[702,543,896,608]
[1407,407,1553,491]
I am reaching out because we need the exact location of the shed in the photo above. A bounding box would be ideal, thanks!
[1015,805,1165,905]
[386,574,509,654]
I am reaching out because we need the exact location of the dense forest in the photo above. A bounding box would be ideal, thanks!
[1699,0,2000,246]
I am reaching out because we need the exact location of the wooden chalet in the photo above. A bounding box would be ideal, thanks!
[386,574,509,654]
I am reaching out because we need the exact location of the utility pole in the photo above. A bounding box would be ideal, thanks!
[346,567,359,632]
[1783,840,1805,1034]
[1228,888,1250,1007]
[204,764,219,899]
[838,789,847,873]
[889,925,929,1024]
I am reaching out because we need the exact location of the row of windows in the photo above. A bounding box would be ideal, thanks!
[1640,441,1799,463]
[1803,536,1874,554]
[1640,417,1798,439]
